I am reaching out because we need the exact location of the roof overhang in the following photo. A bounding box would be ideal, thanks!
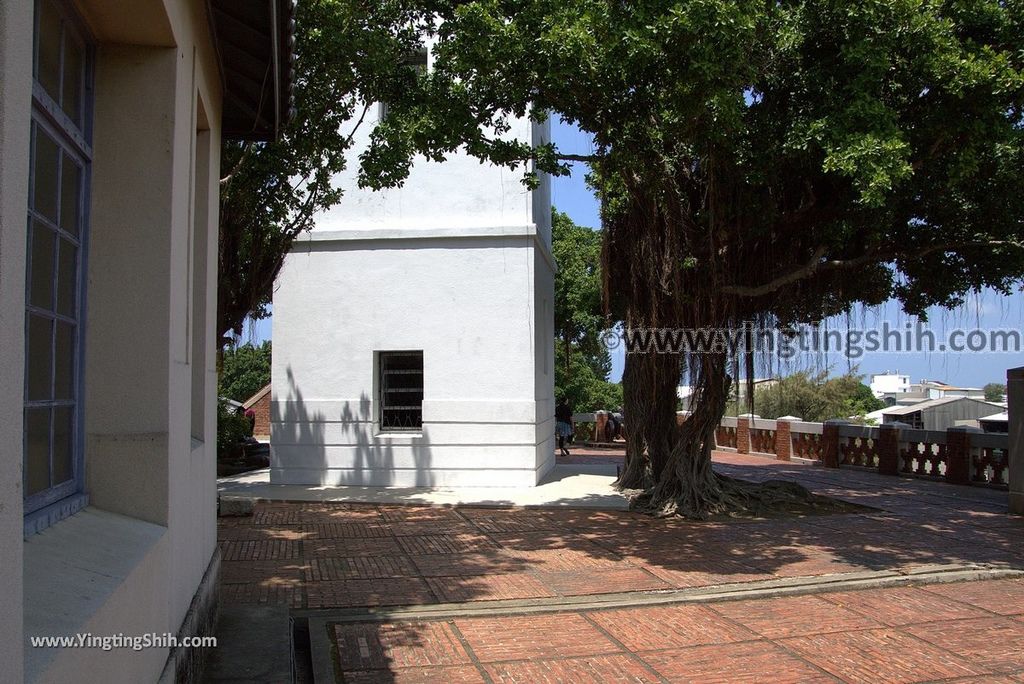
[208,0,295,141]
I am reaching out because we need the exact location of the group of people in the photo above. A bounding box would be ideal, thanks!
[554,400,624,457]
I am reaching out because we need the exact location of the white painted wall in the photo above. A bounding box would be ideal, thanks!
[870,373,911,398]
[2,1,222,681]
[0,2,33,679]
[273,103,555,487]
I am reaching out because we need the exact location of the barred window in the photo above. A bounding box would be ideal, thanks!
[379,351,423,431]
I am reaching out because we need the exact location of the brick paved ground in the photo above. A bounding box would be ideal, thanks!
[325,579,1024,682]
[217,451,1024,681]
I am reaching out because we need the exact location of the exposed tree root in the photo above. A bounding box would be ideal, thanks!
[631,472,865,520]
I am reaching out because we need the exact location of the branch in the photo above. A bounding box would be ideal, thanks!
[723,241,1023,298]
[556,153,602,163]
[220,143,253,187]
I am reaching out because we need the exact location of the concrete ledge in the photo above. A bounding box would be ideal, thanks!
[219,464,626,509]
[24,508,169,683]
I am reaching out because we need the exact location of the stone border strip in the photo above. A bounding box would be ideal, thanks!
[295,564,1024,626]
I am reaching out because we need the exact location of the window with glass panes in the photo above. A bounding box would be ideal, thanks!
[24,0,91,513]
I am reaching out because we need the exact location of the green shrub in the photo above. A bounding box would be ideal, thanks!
[217,401,252,458]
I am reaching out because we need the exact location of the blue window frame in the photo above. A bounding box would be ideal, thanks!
[24,0,92,525]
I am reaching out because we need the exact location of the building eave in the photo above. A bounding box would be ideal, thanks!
[208,0,295,141]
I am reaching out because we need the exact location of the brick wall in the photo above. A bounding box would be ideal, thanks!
[244,385,271,441]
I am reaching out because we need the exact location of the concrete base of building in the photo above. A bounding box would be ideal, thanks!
[158,548,221,684]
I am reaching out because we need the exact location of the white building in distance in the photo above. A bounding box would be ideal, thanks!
[869,372,911,399]
[272,80,556,487]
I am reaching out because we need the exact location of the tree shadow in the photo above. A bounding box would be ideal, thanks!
[214,450,1023,682]
[270,365,435,488]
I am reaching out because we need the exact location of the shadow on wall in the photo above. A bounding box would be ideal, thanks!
[273,366,434,488]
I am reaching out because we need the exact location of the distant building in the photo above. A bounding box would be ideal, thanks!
[871,396,1005,430]
[869,372,911,400]
[680,377,777,411]
[979,412,1010,433]
[243,384,272,442]
[917,380,986,400]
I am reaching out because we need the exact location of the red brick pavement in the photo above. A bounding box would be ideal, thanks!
[326,580,1024,682]
[216,451,1024,681]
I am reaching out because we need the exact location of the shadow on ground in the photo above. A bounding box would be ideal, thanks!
[208,452,1023,682]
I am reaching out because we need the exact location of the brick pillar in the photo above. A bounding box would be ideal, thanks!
[877,423,902,476]
[1009,367,1024,515]
[945,426,978,486]
[775,420,792,461]
[736,416,751,454]
[594,411,609,443]
[822,419,847,468]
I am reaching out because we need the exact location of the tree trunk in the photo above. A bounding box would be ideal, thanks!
[636,352,733,518]
[616,350,680,489]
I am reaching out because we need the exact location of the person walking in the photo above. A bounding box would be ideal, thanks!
[555,399,574,457]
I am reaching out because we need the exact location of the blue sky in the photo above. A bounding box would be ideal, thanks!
[244,118,1024,389]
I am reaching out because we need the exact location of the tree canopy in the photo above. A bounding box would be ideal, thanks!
[552,209,623,411]
[753,371,884,422]
[360,0,1024,516]
[217,0,431,344]
[219,341,272,404]
[984,382,1007,402]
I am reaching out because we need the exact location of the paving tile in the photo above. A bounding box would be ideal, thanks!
[588,604,756,651]
[298,503,383,522]
[305,556,417,581]
[638,640,833,683]
[220,559,307,584]
[410,552,525,577]
[220,580,302,607]
[251,506,302,525]
[297,522,392,539]
[342,665,485,684]
[306,578,436,609]
[491,531,610,553]
[377,506,466,522]
[499,547,624,572]
[904,616,1024,673]
[710,594,882,638]
[303,536,406,558]
[426,573,556,603]
[454,613,620,662]
[219,539,300,561]
[468,514,567,534]
[389,521,480,537]
[923,579,1024,616]
[483,654,660,683]
[334,621,471,670]
[822,586,990,626]
[217,524,313,542]
[780,628,991,683]
[534,567,669,596]
[397,534,501,555]
[641,559,772,588]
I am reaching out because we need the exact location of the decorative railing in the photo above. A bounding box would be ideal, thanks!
[716,425,738,449]
[839,426,878,469]
[712,413,1010,490]
[791,429,823,460]
[749,418,777,455]
[971,433,1010,486]
[899,430,948,479]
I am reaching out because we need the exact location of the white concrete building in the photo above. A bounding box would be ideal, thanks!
[0,1,292,681]
[272,84,556,487]
[869,372,911,399]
